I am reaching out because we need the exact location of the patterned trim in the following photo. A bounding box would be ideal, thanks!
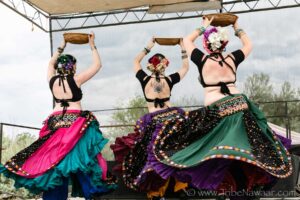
[212,146,253,157]
[133,168,154,186]
[215,95,248,117]
[152,95,293,179]
[121,108,182,191]
[4,111,96,177]
[47,112,80,130]
[210,144,292,178]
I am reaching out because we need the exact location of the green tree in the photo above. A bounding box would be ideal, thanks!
[101,95,147,160]
[111,95,147,133]
[2,133,36,162]
[273,82,300,131]
[243,73,274,102]
[0,132,37,198]
[243,73,300,132]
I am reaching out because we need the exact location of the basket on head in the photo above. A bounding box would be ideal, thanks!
[155,38,181,46]
[63,33,89,44]
[204,13,238,27]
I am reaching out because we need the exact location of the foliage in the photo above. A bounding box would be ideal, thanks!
[243,73,300,132]
[0,132,38,199]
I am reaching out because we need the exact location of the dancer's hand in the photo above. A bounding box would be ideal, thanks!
[179,38,185,49]
[147,37,155,49]
[60,40,66,49]
[202,16,214,28]
[89,31,96,47]
[233,20,239,31]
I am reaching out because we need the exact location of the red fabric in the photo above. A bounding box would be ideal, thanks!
[241,163,272,191]
[110,132,140,172]
[217,171,237,194]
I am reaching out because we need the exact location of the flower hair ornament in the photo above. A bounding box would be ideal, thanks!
[203,27,229,54]
[147,53,170,75]
[55,54,77,75]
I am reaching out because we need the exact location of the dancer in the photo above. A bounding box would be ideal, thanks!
[111,38,189,199]
[150,17,292,199]
[0,32,117,200]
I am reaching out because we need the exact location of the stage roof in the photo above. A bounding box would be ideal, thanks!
[1,0,300,32]
[27,0,221,15]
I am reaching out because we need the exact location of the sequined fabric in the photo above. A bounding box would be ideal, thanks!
[153,107,220,165]
[47,112,80,130]
[243,110,292,178]
[121,108,182,191]
[4,111,95,176]
[4,130,56,176]
[215,95,249,117]
[153,95,292,178]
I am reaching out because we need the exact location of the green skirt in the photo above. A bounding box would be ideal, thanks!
[152,94,292,191]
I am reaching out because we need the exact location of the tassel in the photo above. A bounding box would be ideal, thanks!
[60,100,70,118]
[154,98,165,108]
[220,82,232,96]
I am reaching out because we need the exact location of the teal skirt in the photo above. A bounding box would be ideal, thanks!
[0,111,117,196]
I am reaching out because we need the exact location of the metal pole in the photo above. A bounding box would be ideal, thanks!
[49,17,55,109]
[0,123,3,163]
[220,0,223,13]
[285,101,289,139]
[288,117,291,140]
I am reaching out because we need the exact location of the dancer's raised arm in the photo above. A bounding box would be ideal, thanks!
[183,17,214,57]
[233,21,252,58]
[47,40,66,81]
[176,39,189,79]
[133,38,155,73]
[75,32,101,86]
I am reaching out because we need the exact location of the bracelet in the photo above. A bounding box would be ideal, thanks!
[91,46,97,51]
[182,55,188,59]
[181,50,187,54]
[144,47,150,54]
[196,26,206,36]
[235,29,245,37]
[57,47,64,53]
[238,32,246,38]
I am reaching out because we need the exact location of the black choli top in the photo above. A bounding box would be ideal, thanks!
[191,48,245,95]
[136,69,180,108]
[49,75,82,111]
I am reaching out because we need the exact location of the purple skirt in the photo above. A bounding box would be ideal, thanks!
[111,107,185,192]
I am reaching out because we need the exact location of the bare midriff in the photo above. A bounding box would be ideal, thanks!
[204,84,241,106]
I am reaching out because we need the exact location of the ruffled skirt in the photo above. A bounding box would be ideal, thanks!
[111,94,292,198]
[0,110,117,198]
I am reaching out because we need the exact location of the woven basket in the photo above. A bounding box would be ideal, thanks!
[155,38,181,46]
[63,33,89,44]
[204,13,238,27]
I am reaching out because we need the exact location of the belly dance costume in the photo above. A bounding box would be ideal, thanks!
[150,49,292,199]
[111,69,188,198]
[0,74,117,200]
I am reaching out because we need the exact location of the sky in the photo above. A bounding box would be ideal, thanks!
[0,5,300,138]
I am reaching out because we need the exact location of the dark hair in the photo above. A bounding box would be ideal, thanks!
[55,54,77,75]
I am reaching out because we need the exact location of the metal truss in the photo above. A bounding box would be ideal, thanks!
[1,0,300,32]
[0,0,49,32]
